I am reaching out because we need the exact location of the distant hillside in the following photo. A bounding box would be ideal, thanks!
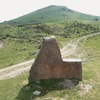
[4,5,100,25]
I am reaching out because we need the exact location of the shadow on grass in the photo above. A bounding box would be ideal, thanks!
[16,79,79,100]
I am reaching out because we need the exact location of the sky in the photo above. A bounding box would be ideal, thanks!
[0,0,100,23]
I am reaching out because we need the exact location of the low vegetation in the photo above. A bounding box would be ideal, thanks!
[0,21,100,68]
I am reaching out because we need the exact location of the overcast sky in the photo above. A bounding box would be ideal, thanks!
[0,0,100,22]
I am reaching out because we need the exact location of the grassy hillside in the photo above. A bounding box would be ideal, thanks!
[3,5,100,25]
[0,21,100,68]
[0,32,100,100]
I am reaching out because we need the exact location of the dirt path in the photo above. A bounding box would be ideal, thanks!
[0,40,3,48]
[61,32,100,58]
[0,32,100,80]
[0,59,35,80]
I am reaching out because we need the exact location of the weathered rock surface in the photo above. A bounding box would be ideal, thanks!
[29,36,82,82]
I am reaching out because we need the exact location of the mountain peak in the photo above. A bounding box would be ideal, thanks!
[47,5,68,8]
[45,5,69,10]
[4,5,100,25]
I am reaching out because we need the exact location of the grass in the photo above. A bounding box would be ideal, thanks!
[1,22,99,68]
[0,35,71,69]
[0,73,28,100]
[0,39,39,68]
[0,34,100,100]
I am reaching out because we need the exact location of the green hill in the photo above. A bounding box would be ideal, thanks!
[4,5,100,25]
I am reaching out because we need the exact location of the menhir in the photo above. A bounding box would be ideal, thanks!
[29,36,82,83]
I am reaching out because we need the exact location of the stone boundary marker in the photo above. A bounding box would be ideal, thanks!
[29,36,82,82]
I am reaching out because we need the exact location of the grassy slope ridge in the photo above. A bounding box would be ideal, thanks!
[4,5,100,25]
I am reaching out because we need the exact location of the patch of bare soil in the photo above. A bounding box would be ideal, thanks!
[77,82,93,96]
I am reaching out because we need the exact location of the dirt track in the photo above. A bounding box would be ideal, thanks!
[0,59,35,80]
[0,32,100,80]
[61,32,100,58]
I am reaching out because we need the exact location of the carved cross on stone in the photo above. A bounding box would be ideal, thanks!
[29,36,82,82]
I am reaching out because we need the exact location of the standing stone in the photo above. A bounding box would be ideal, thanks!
[29,36,82,82]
